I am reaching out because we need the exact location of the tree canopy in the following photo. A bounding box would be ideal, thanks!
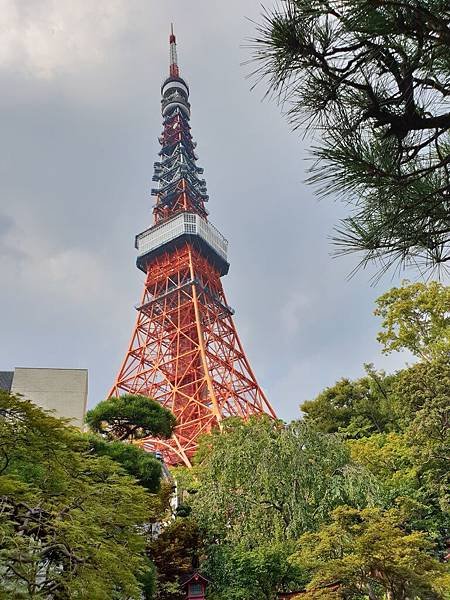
[147,519,204,600]
[292,506,449,599]
[188,417,372,599]
[300,367,396,438]
[85,393,178,493]
[86,393,176,441]
[191,417,376,547]
[0,391,158,599]
[205,542,307,600]
[172,282,450,599]
[304,349,450,541]
[87,434,163,493]
[375,280,450,361]
[252,0,450,276]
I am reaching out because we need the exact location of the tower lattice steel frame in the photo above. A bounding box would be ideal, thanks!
[109,28,276,466]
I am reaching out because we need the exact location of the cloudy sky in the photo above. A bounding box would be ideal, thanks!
[1,0,415,421]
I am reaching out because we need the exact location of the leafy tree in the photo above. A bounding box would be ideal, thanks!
[296,590,340,600]
[348,431,445,544]
[191,417,377,547]
[252,0,450,275]
[375,281,450,361]
[85,394,178,493]
[394,359,450,532]
[297,590,341,600]
[0,391,157,599]
[85,395,179,598]
[349,432,419,507]
[291,506,450,599]
[147,519,204,600]
[204,542,307,600]
[301,367,396,438]
[391,357,450,426]
[350,359,450,541]
[86,393,176,441]
[87,434,163,493]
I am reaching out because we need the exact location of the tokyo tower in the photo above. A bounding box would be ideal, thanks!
[109,28,276,466]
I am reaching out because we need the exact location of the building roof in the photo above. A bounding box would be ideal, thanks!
[0,371,13,392]
[181,571,210,587]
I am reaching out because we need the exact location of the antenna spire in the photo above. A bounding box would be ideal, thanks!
[169,24,179,78]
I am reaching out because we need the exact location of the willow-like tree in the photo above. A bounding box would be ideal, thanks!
[252,0,450,276]
[191,417,376,546]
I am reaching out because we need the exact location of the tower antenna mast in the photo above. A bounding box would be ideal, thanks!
[169,23,179,78]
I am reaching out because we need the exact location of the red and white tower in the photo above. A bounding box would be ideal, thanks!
[110,28,276,466]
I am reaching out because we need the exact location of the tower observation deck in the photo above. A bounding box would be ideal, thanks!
[109,27,276,466]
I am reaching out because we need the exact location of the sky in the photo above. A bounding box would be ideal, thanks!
[0,0,415,421]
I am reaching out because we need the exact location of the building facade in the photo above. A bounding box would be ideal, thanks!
[1,367,88,427]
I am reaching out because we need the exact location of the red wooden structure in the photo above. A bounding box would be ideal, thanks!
[109,29,276,466]
[182,572,209,599]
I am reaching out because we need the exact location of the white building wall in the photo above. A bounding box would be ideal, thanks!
[11,368,88,428]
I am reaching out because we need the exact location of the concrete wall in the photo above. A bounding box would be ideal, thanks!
[11,368,88,428]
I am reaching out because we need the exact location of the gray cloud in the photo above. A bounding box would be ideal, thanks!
[0,0,415,421]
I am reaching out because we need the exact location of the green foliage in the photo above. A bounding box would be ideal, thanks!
[87,433,162,492]
[204,542,307,600]
[349,432,418,505]
[297,591,340,600]
[395,359,450,533]
[298,590,340,600]
[170,465,200,496]
[349,358,450,544]
[147,519,203,600]
[375,281,450,361]
[168,285,450,600]
[191,417,377,547]
[86,393,176,441]
[392,357,450,430]
[253,1,450,275]
[139,561,158,600]
[301,367,396,438]
[291,506,450,599]
[0,391,157,599]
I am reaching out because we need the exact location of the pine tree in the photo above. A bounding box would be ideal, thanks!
[252,0,450,277]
